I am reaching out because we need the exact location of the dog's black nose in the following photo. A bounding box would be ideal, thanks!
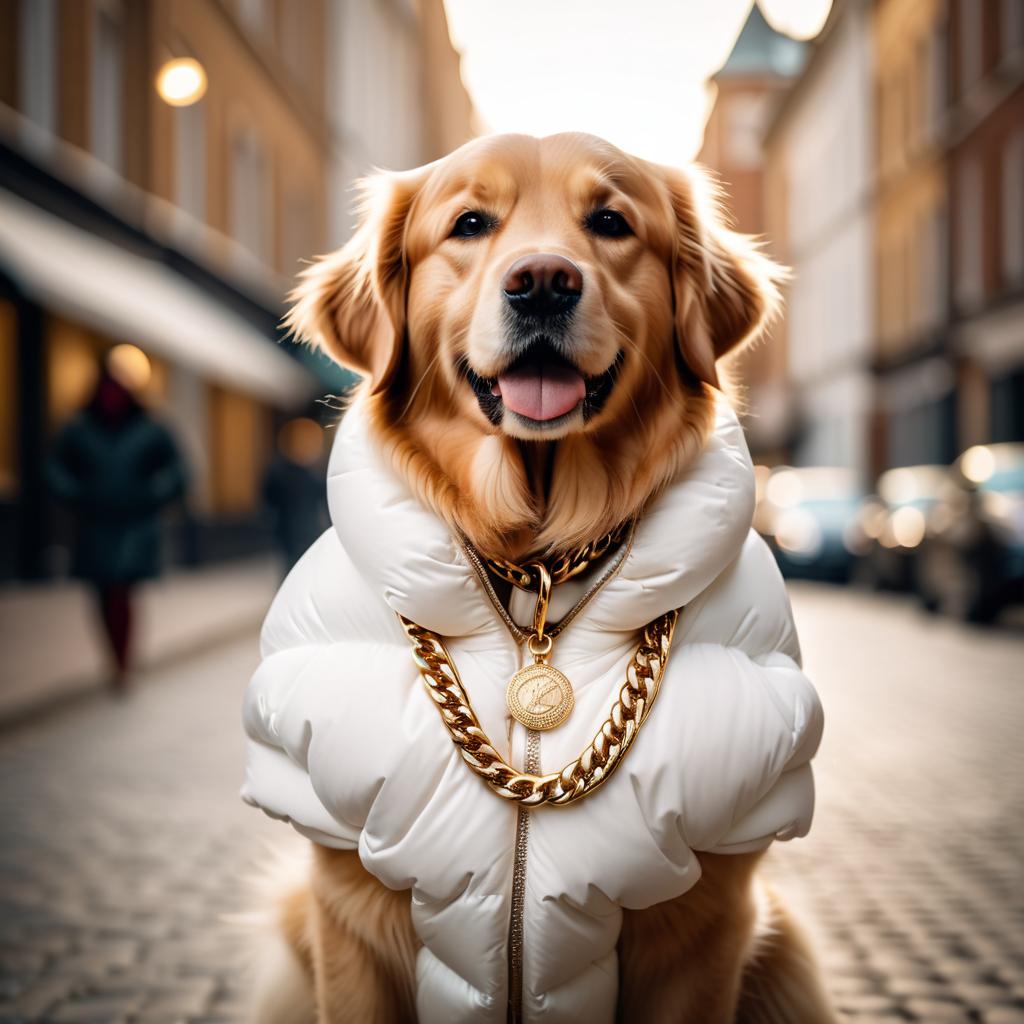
[502,254,583,317]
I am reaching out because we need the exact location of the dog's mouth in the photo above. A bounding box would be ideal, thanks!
[463,339,622,431]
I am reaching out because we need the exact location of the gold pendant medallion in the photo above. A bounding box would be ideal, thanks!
[506,661,574,731]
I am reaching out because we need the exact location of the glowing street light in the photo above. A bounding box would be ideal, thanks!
[155,58,207,107]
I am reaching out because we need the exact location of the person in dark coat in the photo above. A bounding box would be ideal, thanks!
[47,358,187,692]
[262,416,328,573]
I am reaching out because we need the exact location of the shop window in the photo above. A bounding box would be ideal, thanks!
[46,320,102,430]
[209,386,268,516]
[991,370,1024,443]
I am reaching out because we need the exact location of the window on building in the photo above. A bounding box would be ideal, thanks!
[236,0,270,41]
[915,213,929,333]
[91,0,124,172]
[926,19,949,142]
[955,157,984,309]
[281,189,314,279]
[958,0,983,93]
[1003,0,1024,59]
[933,203,950,324]
[1002,128,1024,286]
[230,125,272,267]
[18,0,56,133]
[281,2,312,88]
[724,95,768,171]
[174,100,206,223]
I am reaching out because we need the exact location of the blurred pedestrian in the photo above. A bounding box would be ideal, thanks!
[46,350,187,694]
[262,417,328,573]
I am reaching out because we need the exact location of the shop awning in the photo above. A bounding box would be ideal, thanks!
[0,188,315,407]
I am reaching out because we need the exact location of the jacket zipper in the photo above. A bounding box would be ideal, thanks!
[457,535,633,1022]
[507,728,540,1024]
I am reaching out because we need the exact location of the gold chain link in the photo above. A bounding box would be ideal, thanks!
[399,609,679,807]
[483,523,631,592]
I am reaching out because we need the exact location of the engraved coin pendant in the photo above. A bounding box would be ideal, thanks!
[505,662,574,731]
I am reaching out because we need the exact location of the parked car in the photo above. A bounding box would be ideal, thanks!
[755,466,868,582]
[915,444,1024,622]
[861,464,948,591]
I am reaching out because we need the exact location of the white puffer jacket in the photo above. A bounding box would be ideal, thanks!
[241,398,823,1023]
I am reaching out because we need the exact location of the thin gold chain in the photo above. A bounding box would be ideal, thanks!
[458,528,635,645]
[399,609,679,807]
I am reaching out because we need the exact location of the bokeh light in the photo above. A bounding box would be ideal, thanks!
[107,344,152,392]
[155,58,208,107]
[961,445,996,485]
[760,0,833,40]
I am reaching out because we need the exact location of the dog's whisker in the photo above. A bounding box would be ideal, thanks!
[613,324,673,403]
[400,350,444,419]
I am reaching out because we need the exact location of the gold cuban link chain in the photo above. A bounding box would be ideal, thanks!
[483,523,631,592]
[398,609,679,807]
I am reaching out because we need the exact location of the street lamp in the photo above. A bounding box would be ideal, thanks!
[155,58,207,107]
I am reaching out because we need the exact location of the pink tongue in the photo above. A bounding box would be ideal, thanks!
[496,363,586,421]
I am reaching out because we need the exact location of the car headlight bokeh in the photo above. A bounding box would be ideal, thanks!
[890,506,926,548]
[775,508,823,558]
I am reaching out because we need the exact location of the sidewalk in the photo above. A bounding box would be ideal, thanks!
[0,558,280,724]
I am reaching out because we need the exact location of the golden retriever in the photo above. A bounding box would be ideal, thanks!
[263,132,835,1023]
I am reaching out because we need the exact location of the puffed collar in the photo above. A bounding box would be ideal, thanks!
[327,397,754,637]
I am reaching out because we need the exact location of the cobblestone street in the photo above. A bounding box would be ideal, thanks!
[0,584,1021,1023]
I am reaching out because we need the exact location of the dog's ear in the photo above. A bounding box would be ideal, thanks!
[285,168,424,393]
[663,165,784,390]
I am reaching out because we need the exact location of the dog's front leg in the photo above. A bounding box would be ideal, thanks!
[309,846,418,1024]
[617,851,762,1024]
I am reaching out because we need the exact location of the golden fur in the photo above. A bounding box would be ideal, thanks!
[263,133,836,1022]
[286,132,781,559]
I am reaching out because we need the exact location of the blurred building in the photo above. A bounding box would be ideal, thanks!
[326,0,476,242]
[697,1,805,463]
[946,0,1024,453]
[872,0,952,474]
[0,0,473,581]
[716,0,1024,486]
[761,0,876,479]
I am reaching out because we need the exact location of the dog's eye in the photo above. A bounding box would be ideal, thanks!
[451,211,493,238]
[585,209,632,238]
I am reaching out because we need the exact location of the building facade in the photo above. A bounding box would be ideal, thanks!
[762,0,876,480]
[326,0,475,244]
[946,0,1024,451]
[697,2,805,463]
[0,0,474,580]
[872,0,952,473]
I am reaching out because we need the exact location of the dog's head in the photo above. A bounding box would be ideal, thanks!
[289,133,781,556]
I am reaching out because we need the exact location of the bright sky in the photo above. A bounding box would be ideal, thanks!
[442,0,833,166]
